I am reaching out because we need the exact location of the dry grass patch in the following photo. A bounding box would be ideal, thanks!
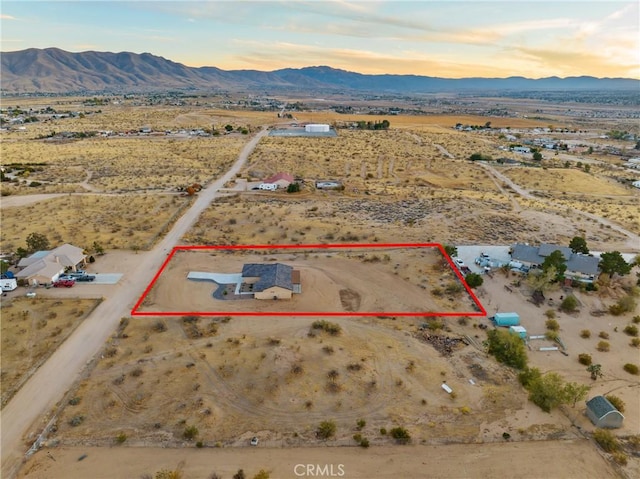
[0,297,102,408]
[1,194,189,251]
[503,167,631,196]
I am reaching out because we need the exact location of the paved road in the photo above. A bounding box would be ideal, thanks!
[0,128,269,479]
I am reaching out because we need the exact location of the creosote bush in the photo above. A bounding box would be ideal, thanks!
[578,353,592,366]
[580,330,591,339]
[623,363,639,375]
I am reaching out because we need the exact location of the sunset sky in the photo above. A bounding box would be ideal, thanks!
[2,1,638,79]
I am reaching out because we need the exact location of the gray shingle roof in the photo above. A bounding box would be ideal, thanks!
[539,243,572,260]
[567,254,599,275]
[242,263,293,292]
[511,243,600,275]
[511,244,542,264]
[586,395,617,419]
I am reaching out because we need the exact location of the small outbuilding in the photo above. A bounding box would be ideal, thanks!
[585,396,624,429]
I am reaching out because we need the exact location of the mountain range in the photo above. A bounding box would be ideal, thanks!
[1,48,638,94]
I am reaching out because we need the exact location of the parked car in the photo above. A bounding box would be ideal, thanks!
[250,437,259,446]
[453,257,466,267]
[26,292,37,298]
[75,275,96,282]
[53,279,75,288]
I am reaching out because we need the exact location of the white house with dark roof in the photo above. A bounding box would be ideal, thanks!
[17,244,86,285]
[510,243,600,283]
[585,396,624,428]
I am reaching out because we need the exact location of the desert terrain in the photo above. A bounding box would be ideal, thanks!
[1,94,639,479]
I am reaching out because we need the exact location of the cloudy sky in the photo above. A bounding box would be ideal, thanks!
[2,1,638,78]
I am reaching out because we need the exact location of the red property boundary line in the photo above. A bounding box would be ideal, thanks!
[130,243,487,317]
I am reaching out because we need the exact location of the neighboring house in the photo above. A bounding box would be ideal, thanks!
[17,243,86,285]
[241,263,301,300]
[510,243,599,283]
[264,172,294,189]
[511,146,531,154]
[585,396,624,429]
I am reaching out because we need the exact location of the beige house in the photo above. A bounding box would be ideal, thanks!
[17,243,86,285]
[241,263,300,300]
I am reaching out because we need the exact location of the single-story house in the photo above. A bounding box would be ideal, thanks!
[510,243,599,282]
[264,172,294,189]
[17,243,86,285]
[241,263,301,300]
[585,396,624,428]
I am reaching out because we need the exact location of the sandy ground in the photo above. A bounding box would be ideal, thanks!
[0,130,269,479]
[140,248,477,315]
[478,272,640,437]
[17,440,620,479]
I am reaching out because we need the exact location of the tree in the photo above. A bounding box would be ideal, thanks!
[532,151,543,161]
[443,244,457,258]
[527,372,566,412]
[527,265,558,295]
[560,295,579,313]
[93,241,104,255]
[233,470,246,479]
[465,272,483,288]
[0,260,9,274]
[599,251,632,278]
[563,382,590,407]
[25,232,49,254]
[486,329,528,370]
[587,363,603,381]
[224,124,234,132]
[569,236,589,255]
[541,250,567,281]
[286,182,300,193]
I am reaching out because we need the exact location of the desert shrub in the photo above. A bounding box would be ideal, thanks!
[623,363,639,375]
[152,320,167,332]
[545,319,560,331]
[612,452,628,465]
[598,331,609,339]
[544,309,556,319]
[593,429,620,453]
[68,415,85,427]
[460,406,471,415]
[359,437,370,448]
[196,441,204,448]
[560,295,579,313]
[486,329,528,369]
[322,345,334,355]
[356,419,366,430]
[116,432,127,444]
[290,363,304,375]
[253,470,270,479]
[605,395,625,413]
[623,325,638,337]
[183,425,199,440]
[232,471,245,479]
[389,427,411,444]
[445,282,464,295]
[578,354,592,366]
[380,428,387,435]
[426,319,444,331]
[632,315,640,324]
[609,295,637,316]
[545,330,559,341]
[580,330,591,339]
[597,341,610,352]
[317,420,336,439]
[156,470,183,479]
[311,320,342,336]
[130,367,143,377]
[457,316,469,326]
[631,338,640,347]
[68,396,81,406]
[347,363,362,372]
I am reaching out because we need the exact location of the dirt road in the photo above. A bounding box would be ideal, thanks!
[478,161,640,250]
[0,129,269,479]
[17,440,619,479]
